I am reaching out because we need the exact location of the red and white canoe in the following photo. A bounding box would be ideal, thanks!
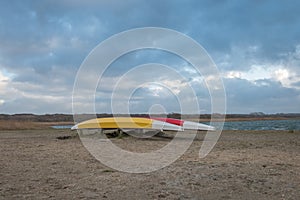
[150,117,215,131]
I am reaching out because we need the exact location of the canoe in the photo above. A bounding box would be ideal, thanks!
[71,117,183,131]
[150,117,215,131]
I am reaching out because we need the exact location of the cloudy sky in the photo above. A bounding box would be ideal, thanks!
[0,0,300,114]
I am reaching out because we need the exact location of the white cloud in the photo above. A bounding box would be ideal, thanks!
[0,72,7,81]
[224,62,300,90]
[242,65,272,80]
[273,69,289,81]
[160,79,188,95]
[0,69,10,92]
[0,67,73,113]
[225,65,271,80]
[181,66,197,74]
[225,71,242,79]
[272,68,299,89]
[143,84,164,97]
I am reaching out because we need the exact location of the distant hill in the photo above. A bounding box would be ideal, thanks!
[0,114,73,122]
[0,113,299,122]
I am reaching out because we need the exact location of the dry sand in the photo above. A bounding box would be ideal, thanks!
[0,129,299,199]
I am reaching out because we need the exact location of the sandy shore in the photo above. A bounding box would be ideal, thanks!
[0,129,299,199]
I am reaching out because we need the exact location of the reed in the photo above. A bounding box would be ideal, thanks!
[0,120,44,130]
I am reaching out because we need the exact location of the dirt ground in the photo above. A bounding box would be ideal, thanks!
[0,129,299,199]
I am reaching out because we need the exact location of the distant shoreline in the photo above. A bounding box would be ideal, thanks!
[199,116,300,122]
[0,113,299,130]
[0,113,299,122]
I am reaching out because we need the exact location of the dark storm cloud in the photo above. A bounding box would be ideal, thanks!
[0,0,299,113]
[224,78,300,113]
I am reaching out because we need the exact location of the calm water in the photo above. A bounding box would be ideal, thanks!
[52,119,300,131]
[210,119,300,131]
[52,125,73,129]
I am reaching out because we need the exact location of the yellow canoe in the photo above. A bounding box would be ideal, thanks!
[71,117,183,131]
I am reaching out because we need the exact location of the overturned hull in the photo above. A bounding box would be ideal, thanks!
[150,117,215,131]
[71,117,183,131]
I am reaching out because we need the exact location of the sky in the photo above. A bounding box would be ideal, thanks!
[0,0,300,114]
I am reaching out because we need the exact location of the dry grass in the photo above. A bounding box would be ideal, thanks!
[0,121,44,130]
[0,120,74,130]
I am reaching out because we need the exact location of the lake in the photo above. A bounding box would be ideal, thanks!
[52,119,300,131]
[210,119,300,130]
